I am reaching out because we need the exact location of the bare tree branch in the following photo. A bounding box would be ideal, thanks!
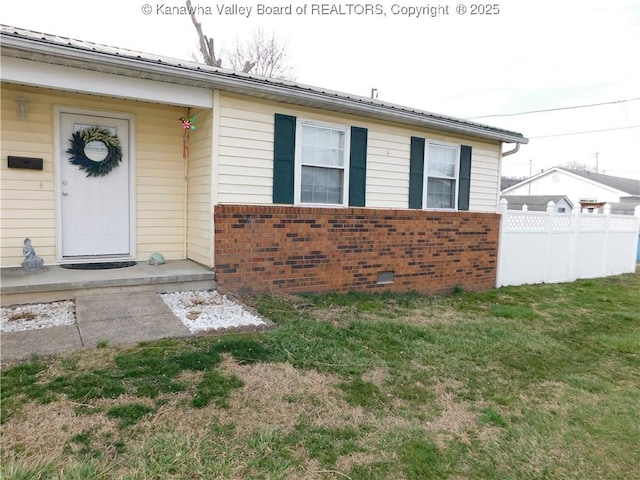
[242,60,256,74]
[226,29,294,80]
[186,0,221,67]
[562,161,595,172]
[186,3,294,79]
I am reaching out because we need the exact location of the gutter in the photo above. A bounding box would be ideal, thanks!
[1,30,528,145]
[502,143,521,157]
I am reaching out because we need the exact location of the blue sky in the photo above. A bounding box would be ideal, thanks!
[4,0,640,179]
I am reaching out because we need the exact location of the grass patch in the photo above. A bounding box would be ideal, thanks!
[479,406,508,428]
[2,272,639,479]
[1,460,115,480]
[106,403,156,428]
[400,437,449,479]
[192,369,244,408]
[307,290,423,314]
[65,429,103,459]
[490,304,540,319]
[596,326,640,354]
[294,423,363,469]
[47,370,128,401]
[339,377,387,409]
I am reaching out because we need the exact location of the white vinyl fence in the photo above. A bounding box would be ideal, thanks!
[497,199,640,287]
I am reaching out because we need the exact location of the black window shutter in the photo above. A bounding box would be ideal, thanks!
[348,126,368,207]
[273,114,296,204]
[409,136,425,209]
[458,145,472,211]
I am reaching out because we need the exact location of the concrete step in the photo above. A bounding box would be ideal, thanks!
[0,260,217,306]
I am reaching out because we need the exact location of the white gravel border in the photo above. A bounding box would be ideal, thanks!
[1,291,267,334]
[159,290,267,333]
[1,301,76,332]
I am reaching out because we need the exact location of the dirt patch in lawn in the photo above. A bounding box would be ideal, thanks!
[216,354,374,432]
[425,379,483,446]
[1,400,120,465]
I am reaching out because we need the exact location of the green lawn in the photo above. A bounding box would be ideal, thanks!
[2,272,639,479]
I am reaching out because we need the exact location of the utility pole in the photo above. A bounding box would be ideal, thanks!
[528,159,532,195]
[594,152,599,173]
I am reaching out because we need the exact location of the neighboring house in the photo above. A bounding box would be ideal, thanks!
[500,176,525,191]
[499,195,574,213]
[502,167,640,214]
[607,198,640,216]
[1,25,527,295]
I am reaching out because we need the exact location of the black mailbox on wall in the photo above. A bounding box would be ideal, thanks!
[8,156,44,170]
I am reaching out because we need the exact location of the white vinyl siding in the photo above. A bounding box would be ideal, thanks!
[130,104,185,262]
[364,131,409,208]
[0,84,187,267]
[201,91,507,211]
[1,89,56,266]
[187,106,213,266]
[468,147,502,212]
[217,92,502,211]
[218,96,274,204]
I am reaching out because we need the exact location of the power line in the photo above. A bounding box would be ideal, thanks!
[529,125,640,139]
[468,97,640,119]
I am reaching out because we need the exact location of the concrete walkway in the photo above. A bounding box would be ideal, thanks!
[1,291,191,363]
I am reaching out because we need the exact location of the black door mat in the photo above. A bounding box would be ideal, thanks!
[60,261,137,270]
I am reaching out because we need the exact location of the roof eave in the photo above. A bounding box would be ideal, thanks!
[1,33,528,145]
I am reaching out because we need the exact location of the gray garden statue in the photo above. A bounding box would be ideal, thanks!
[21,238,45,271]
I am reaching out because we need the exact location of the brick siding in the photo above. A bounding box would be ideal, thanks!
[214,205,500,295]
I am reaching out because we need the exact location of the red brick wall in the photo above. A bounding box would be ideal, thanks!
[214,205,500,295]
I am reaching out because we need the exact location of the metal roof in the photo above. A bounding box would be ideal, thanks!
[561,168,640,196]
[1,25,528,145]
[502,166,640,197]
[500,195,574,211]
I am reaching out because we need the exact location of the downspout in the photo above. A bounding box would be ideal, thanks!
[183,107,190,261]
[502,143,520,157]
[498,142,521,206]
[184,150,188,261]
[500,143,521,192]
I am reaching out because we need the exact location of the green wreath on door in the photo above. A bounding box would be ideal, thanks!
[67,127,122,177]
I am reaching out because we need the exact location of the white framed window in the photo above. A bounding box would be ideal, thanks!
[295,120,350,206]
[425,142,459,209]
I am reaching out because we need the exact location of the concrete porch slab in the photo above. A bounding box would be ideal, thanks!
[0,259,216,306]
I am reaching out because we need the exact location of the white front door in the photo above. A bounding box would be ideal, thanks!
[59,112,132,258]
